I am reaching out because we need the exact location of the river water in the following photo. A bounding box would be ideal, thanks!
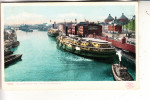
[4,30,136,81]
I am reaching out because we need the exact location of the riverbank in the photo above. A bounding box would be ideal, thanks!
[103,32,136,45]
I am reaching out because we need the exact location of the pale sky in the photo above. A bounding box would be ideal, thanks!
[4,4,135,25]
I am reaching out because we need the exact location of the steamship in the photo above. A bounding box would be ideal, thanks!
[57,34,116,58]
[47,28,60,37]
[47,22,60,37]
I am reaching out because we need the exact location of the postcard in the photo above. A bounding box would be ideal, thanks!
[0,2,139,90]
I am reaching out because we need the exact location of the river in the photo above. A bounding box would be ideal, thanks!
[4,30,136,81]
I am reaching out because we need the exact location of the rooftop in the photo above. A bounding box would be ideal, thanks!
[106,14,114,20]
[119,13,128,20]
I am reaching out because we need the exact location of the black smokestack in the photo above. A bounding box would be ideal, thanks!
[52,24,54,28]
[65,26,68,36]
[75,26,77,35]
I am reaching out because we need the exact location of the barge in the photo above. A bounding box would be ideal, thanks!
[5,54,22,66]
[4,50,13,56]
[57,35,116,58]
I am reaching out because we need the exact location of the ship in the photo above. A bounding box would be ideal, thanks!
[5,54,22,66]
[112,63,134,81]
[47,28,60,37]
[12,41,20,48]
[57,35,116,58]
[4,50,13,56]
[57,20,135,54]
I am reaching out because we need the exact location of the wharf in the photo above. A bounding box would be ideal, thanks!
[103,32,136,44]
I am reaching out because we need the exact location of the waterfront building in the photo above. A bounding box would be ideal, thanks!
[77,22,102,37]
[58,22,75,33]
[71,24,77,35]
[105,14,114,23]
[104,13,129,34]
[58,24,64,32]
[99,22,108,33]
[58,21,102,37]
[118,13,129,24]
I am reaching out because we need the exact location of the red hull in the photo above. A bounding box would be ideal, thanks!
[99,36,135,54]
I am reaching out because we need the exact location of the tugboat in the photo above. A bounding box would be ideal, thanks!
[5,54,22,66]
[57,35,116,58]
[112,62,134,81]
[112,50,134,81]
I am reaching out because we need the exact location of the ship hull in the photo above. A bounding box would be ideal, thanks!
[47,32,59,37]
[112,64,134,81]
[5,54,22,67]
[12,41,20,48]
[4,50,13,56]
[57,41,116,58]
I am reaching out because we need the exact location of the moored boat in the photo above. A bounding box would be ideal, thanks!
[4,50,13,56]
[47,28,60,37]
[112,63,134,81]
[5,54,22,66]
[12,41,20,48]
[57,35,116,58]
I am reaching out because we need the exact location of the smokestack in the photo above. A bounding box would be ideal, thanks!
[54,22,56,28]
[65,26,68,36]
[52,24,54,28]
[75,19,77,24]
[75,26,77,35]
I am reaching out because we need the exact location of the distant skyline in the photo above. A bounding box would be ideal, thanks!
[3,3,136,25]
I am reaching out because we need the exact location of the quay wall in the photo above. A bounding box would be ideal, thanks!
[98,36,135,54]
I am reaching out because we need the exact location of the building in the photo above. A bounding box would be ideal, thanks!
[118,13,129,25]
[104,13,129,33]
[77,22,102,37]
[105,14,114,23]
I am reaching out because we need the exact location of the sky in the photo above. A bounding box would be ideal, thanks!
[3,4,136,25]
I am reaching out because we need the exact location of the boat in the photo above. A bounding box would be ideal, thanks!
[112,63,134,81]
[47,28,60,37]
[4,50,13,56]
[5,54,22,66]
[12,41,20,48]
[57,35,116,58]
